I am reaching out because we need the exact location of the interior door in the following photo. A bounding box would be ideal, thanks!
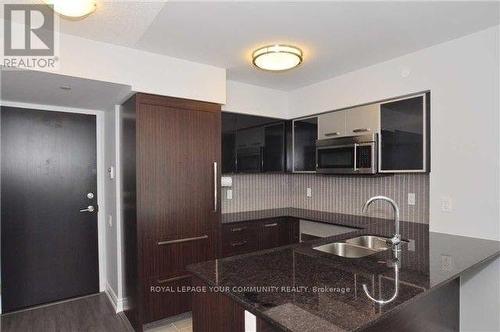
[1,106,99,313]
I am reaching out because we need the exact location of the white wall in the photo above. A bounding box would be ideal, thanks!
[224,80,288,118]
[0,20,227,105]
[104,107,119,305]
[288,26,500,331]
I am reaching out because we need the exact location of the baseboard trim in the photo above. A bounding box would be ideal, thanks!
[105,283,128,313]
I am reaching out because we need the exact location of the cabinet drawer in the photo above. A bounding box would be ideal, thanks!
[260,219,290,250]
[221,223,259,257]
[143,275,192,323]
[145,230,217,278]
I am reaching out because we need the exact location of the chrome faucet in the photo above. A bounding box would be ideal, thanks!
[362,196,401,252]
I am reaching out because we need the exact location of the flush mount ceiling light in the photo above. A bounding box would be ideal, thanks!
[252,45,303,71]
[44,0,97,19]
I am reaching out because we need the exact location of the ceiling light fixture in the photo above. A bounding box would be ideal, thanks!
[44,0,97,19]
[252,45,303,71]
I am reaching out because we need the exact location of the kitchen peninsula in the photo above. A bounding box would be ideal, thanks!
[188,209,500,332]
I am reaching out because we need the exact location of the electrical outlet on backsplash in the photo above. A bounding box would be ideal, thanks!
[221,173,429,224]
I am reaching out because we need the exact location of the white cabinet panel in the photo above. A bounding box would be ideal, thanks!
[318,110,346,139]
[346,104,380,136]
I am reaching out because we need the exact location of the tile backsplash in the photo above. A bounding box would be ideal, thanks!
[222,173,429,224]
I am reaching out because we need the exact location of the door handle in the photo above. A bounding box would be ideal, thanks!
[213,162,218,212]
[80,206,95,213]
[325,132,340,137]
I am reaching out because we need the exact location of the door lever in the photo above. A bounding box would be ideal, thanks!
[80,206,95,213]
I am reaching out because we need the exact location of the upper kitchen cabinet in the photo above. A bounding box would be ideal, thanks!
[318,111,346,139]
[345,104,380,136]
[292,116,318,172]
[222,112,286,174]
[318,104,380,140]
[379,93,429,173]
[263,123,286,172]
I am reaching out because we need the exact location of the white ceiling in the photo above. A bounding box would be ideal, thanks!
[1,70,132,110]
[16,1,500,91]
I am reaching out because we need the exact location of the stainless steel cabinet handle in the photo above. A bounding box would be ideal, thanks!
[157,235,208,246]
[354,143,358,172]
[353,128,370,133]
[157,274,191,284]
[80,206,95,213]
[231,241,248,247]
[264,223,278,227]
[231,227,247,232]
[325,132,340,137]
[213,162,218,212]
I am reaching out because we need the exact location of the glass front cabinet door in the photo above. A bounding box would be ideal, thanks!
[379,93,429,173]
[292,116,318,172]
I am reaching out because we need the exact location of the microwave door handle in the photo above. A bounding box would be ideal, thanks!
[353,143,358,172]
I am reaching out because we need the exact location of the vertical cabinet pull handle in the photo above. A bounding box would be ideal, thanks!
[353,143,358,172]
[213,162,218,212]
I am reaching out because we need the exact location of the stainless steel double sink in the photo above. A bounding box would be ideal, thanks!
[313,235,393,258]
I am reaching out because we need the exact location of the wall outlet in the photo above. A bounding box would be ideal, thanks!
[441,255,453,272]
[408,239,415,252]
[227,189,233,200]
[108,166,115,179]
[306,188,312,198]
[408,193,416,206]
[441,196,453,212]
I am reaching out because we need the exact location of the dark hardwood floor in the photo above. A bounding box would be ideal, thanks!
[1,293,133,332]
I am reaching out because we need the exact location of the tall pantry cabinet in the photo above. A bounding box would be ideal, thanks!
[121,93,221,331]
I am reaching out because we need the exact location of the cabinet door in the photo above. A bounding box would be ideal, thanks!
[137,102,220,238]
[260,219,290,250]
[263,123,285,172]
[144,275,192,323]
[345,104,380,136]
[221,223,259,257]
[236,127,265,148]
[222,132,236,173]
[318,110,346,139]
[293,117,318,172]
[380,95,427,172]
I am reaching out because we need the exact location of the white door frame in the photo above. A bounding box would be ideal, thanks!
[0,100,108,313]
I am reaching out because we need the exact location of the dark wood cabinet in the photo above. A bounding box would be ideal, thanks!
[222,112,286,174]
[121,93,221,331]
[221,218,299,258]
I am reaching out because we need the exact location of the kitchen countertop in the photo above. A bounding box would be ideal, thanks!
[189,208,500,332]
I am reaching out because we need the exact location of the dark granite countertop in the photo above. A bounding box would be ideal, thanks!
[189,208,500,332]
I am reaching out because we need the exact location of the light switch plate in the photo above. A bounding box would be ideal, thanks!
[227,189,233,200]
[408,193,416,205]
[306,188,312,198]
[221,176,232,187]
[441,196,453,212]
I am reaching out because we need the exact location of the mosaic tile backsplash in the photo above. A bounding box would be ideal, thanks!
[221,173,429,224]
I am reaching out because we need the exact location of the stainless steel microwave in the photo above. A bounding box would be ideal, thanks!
[316,134,377,174]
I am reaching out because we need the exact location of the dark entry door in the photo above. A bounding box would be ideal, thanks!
[1,106,99,313]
